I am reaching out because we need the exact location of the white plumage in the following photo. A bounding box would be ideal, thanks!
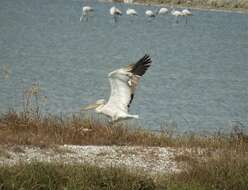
[182,9,192,24]
[171,9,183,17]
[110,6,122,22]
[80,6,94,22]
[126,8,138,16]
[82,6,94,13]
[123,0,133,3]
[158,7,168,15]
[82,55,152,122]
[171,9,183,23]
[182,9,192,16]
[110,6,122,15]
[145,10,155,17]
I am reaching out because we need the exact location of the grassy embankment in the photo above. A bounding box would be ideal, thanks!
[0,110,248,190]
[0,78,248,189]
[114,0,248,11]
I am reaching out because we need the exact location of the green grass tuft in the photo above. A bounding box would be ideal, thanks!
[1,157,248,190]
[0,162,155,190]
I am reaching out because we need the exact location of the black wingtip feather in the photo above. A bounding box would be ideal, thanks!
[131,54,152,76]
[128,93,134,109]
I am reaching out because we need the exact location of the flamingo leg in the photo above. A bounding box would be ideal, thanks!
[80,15,83,22]
[114,15,117,23]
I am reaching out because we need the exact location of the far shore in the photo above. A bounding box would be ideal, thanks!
[108,0,248,14]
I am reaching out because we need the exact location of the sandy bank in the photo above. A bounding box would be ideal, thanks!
[0,145,181,174]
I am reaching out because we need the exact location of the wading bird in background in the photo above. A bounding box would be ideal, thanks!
[182,9,192,24]
[171,9,183,23]
[123,0,133,3]
[110,6,122,22]
[158,7,169,15]
[80,6,94,22]
[82,54,152,122]
[2,64,11,80]
[126,8,138,16]
[145,10,156,21]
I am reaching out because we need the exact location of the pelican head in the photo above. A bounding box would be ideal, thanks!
[82,99,106,111]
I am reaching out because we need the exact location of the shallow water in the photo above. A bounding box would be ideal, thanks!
[0,0,248,133]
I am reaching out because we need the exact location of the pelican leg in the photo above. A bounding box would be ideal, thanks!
[185,16,188,24]
[119,114,139,121]
[127,114,139,119]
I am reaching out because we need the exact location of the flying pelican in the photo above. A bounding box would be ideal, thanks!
[126,8,138,16]
[110,6,122,23]
[80,6,94,22]
[82,54,152,122]
[171,9,183,23]
[158,7,169,15]
[182,9,192,24]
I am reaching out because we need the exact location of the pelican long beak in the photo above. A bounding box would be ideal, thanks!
[81,102,99,111]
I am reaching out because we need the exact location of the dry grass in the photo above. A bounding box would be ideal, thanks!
[169,150,248,190]
[1,111,248,151]
[1,111,248,189]
[0,111,173,147]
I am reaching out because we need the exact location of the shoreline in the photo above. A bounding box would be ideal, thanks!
[134,1,248,14]
[108,0,248,14]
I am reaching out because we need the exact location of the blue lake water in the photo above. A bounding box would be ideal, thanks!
[0,0,248,133]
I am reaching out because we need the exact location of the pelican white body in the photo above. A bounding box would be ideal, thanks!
[82,55,152,122]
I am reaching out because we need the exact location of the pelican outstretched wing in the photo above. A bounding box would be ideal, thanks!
[106,54,152,113]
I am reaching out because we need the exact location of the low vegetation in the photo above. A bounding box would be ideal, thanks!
[0,155,248,190]
[0,111,248,189]
[1,111,248,149]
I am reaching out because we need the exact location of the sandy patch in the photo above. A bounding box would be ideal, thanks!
[0,145,180,174]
